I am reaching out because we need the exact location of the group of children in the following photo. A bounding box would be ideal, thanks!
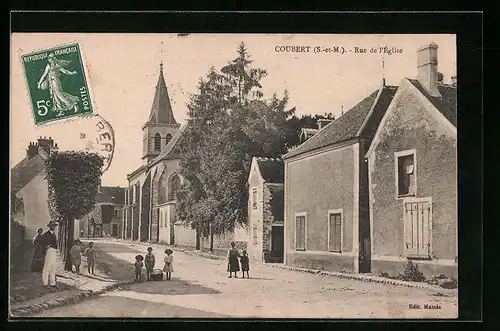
[134,247,174,282]
[69,240,96,275]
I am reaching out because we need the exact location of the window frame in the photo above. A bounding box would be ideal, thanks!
[294,212,307,251]
[154,133,161,152]
[252,224,258,245]
[394,149,417,199]
[327,209,343,253]
[252,188,258,210]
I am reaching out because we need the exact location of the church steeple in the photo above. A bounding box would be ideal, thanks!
[144,62,177,127]
[142,62,181,164]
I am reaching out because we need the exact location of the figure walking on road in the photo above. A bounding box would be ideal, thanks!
[163,249,174,281]
[227,241,240,278]
[40,220,59,288]
[144,247,155,281]
[70,239,82,274]
[85,242,96,275]
[31,228,45,272]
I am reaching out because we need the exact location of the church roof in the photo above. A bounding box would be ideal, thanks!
[150,123,188,165]
[144,63,177,127]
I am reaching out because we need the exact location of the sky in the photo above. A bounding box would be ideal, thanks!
[10,33,456,187]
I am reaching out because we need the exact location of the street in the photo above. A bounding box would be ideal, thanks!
[36,241,458,318]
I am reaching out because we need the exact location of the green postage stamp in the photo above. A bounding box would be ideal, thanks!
[21,43,94,125]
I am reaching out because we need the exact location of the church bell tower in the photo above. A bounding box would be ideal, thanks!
[142,62,181,164]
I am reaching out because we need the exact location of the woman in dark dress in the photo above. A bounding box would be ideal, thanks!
[30,228,45,272]
[227,242,240,278]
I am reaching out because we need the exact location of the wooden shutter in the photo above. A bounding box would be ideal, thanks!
[404,202,419,255]
[329,213,342,252]
[418,202,431,256]
[296,216,305,250]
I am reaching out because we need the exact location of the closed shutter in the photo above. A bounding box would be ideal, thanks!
[295,216,306,250]
[329,213,342,252]
[404,200,431,257]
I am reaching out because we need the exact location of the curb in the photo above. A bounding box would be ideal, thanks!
[179,249,446,291]
[267,264,446,290]
[10,279,137,317]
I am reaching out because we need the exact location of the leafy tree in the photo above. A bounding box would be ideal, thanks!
[176,42,294,251]
[44,151,103,271]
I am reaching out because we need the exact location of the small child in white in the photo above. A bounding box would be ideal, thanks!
[163,248,174,281]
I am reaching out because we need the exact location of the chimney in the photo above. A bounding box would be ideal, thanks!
[417,42,441,97]
[451,76,457,87]
[317,119,333,130]
[26,141,39,159]
[37,136,55,155]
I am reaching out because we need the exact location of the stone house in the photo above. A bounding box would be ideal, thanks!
[11,137,79,240]
[283,83,397,273]
[78,186,125,238]
[247,156,284,263]
[365,42,457,278]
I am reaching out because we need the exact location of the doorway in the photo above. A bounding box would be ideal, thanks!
[271,225,284,262]
[112,224,118,237]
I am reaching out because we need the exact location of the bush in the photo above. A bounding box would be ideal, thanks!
[398,260,426,282]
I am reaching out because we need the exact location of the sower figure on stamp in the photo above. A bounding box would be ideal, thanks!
[40,220,59,288]
[36,53,79,115]
[227,241,240,278]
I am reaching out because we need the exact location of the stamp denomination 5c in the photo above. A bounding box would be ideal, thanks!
[21,43,94,125]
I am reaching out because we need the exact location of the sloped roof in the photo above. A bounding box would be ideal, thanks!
[284,85,397,159]
[408,79,457,127]
[96,186,125,205]
[11,154,47,196]
[144,64,177,127]
[256,157,284,184]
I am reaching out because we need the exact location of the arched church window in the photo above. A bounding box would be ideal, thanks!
[158,170,167,204]
[166,133,173,145]
[168,173,181,201]
[154,133,161,152]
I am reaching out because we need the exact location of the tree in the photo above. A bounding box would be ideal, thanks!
[176,42,295,251]
[44,151,103,271]
[284,112,335,149]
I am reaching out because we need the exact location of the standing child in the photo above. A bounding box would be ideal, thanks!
[70,239,82,274]
[144,247,155,281]
[85,242,96,275]
[163,249,174,281]
[240,250,250,278]
[134,255,144,281]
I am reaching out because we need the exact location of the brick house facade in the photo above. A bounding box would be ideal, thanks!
[247,157,284,263]
[365,43,457,278]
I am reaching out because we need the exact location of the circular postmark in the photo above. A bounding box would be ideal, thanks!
[78,114,115,173]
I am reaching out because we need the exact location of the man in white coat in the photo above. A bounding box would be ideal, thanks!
[40,220,59,288]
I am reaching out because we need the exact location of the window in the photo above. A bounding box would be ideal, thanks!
[253,225,258,245]
[157,208,161,228]
[158,170,167,204]
[295,214,306,251]
[404,199,431,258]
[113,210,119,219]
[328,212,342,252]
[166,133,173,145]
[168,173,181,201]
[154,133,161,152]
[396,151,416,197]
[252,189,257,209]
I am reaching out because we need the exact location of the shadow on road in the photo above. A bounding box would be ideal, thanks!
[120,277,221,296]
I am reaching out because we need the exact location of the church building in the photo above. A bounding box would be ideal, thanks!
[123,63,196,247]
